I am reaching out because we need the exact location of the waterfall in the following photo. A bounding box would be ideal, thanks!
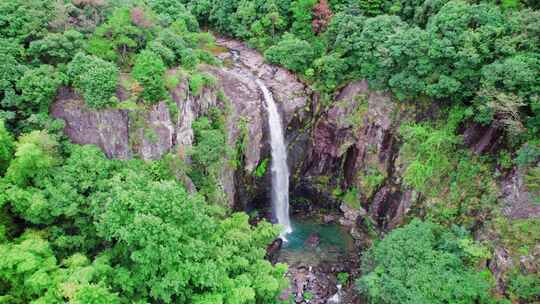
[256,79,293,238]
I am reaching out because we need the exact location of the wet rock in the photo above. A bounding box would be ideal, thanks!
[265,238,283,264]
[52,38,310,209]
[293,270,308,303]
[215,37,311,128]
[339,203,366,227]
[301,80,415,229]
[305,233,321,248]
[462,122,504,155]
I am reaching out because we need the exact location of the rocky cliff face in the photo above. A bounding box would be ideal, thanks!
[51,39,538,231]
[297,80,416,232]
[51,38,311,208]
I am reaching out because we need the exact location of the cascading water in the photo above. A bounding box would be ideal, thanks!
[256,79,293,239]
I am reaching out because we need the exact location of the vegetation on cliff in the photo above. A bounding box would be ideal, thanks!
[0,0,539,303]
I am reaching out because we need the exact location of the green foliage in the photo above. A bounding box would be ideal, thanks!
[337,272,349,285]
[508,272,540,302]
[264,33,316,73]
[358,219,493,304]
[524,166,540,204]
[4,130,58,187]
[0,43,27,112]
[253,158,269,178]
[492,217,540,256]
[0,0,53,41]
[67,53,119,109]
[189,72,217,96]
[28,30,85,65]
[0,231,119,304]
[0,230,61,303]
[514,141,540,167]
[359,0,384,16]
[290,0,317,39]
[313,53,348,91]
[17,65,63,113]
[132,50,167,103]
[91,168,286,303]
[342,187,360,209]
[398,108,498,228]
[0,121,14,175]
[88,7,154,65]
[148,0,199,30]
[189,110,231,204]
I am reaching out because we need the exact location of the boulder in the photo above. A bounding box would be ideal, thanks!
[265,238,283,264]
[304,233,321,249]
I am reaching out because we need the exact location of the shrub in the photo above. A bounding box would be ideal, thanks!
[4,130,59,187]
[508,272,540,302]
[189,72,216,96]
[67,53,119,109]
[132,50,167,103]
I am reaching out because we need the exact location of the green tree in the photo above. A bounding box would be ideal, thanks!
[132,50,167,103]
[17,65,63,113]
[290,0,317,39]
[264,33,316,73]
[0,231,119,304]
[0,121,14,175]
[358,219,493,304]
[91,169,287,303]
[67,53,119,109]
[28,30,85,65]
[4,130,58,187]
[0,0,53,42]
[87,7,154,65]
[0,230,61,303]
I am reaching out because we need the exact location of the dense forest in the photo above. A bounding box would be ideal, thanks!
[0,0,539,303]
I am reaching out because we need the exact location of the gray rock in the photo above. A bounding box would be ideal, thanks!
[51,87,131,159]
[501,166,540,219]
[132,101,175,160]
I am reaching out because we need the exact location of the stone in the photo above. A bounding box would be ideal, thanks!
[265,238,283,264]
[304,233,321,249]
[322,214,336,224]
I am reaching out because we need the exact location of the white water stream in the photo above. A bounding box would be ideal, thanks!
[256,79,292,239]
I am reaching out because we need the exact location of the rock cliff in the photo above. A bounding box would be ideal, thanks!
[51,38,311,208]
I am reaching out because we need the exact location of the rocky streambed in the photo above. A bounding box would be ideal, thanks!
[276,216,362,304]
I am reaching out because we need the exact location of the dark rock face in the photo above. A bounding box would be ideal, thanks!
[265,238,283,264]
[462,122,504,155]
[132,101,175,160]
[301,80,414,230]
